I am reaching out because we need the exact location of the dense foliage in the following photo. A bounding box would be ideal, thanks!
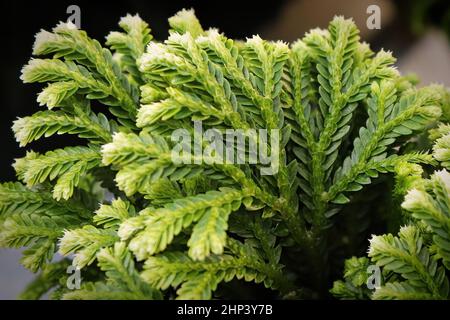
[1,9,449,299]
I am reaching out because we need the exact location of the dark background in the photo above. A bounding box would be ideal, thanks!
[0,0,449,182]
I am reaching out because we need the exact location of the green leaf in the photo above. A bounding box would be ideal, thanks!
[14,146,102,200]
[119,188,244,260]
[373,282,436,300]
[402,170,450,269]
[168,9,204,38]
[369,226,448,299]
[96,242,161,299]
[0,182,89,271]
[94,198,136,229]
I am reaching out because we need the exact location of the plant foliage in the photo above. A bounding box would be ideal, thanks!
[1,9,449,300]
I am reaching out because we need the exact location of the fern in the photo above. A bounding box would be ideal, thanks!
[333,168,450,299]
[59,225,119,268]
[432,123,450,168]
[1,9,450,300]
[118,187,245,261]
[0,182,90,272]
[18,260,71,300]
[329,257,372,299]
[402,171,450,270]
[370,225,448,299]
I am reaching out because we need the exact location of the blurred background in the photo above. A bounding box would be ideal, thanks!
[0,0,449,299]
